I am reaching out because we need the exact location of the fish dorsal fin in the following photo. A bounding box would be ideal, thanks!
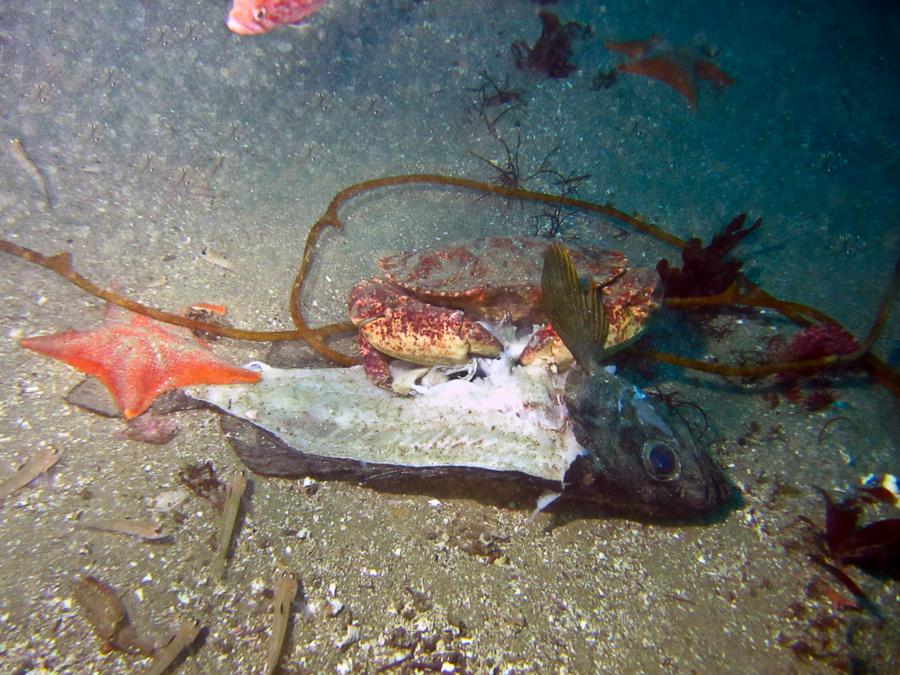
[541,243,609,374]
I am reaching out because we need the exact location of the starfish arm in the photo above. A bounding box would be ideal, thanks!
[112,335,261,418]
[165,357,262,390]
[20,331,111,380]
[617,57,698,107]
[110,351,260,419]
[20,304,261,420]
[108,357,165,420]
[604,36,663,59]
[692,58,735,87]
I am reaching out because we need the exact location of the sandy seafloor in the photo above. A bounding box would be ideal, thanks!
[1,0,898,672]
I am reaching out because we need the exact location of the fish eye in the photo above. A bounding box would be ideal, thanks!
[253,7,268,21]
[642,441,681,481]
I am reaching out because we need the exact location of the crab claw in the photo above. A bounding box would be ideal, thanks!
[360,303,501,366]
[356,332,394,389]
[350,279,502,367]
[519,324,575,370]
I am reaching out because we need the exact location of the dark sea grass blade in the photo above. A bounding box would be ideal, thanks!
[540,242,608,372]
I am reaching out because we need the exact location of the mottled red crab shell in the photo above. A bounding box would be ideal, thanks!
[379,236,630,322]
[349,236,659,373]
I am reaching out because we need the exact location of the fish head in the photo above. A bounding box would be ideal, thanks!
[562,368,734,520]
[226,0,326,36]
[539,242,734,520]
[227,0,278,35]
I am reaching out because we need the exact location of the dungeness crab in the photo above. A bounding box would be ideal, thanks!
[349,236,658,390]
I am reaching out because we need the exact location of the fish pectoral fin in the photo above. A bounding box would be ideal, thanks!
[540,243,609,373]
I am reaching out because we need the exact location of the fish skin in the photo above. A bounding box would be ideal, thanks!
[226,0,327,36]
[189,356,734,522]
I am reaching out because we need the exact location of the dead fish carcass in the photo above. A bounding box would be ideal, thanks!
[189,355,734,521]
[188,243,734,521]
[189,354,731,520]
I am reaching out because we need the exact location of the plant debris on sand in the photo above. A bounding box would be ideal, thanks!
[794,480,900,612]
[816,484,900,583]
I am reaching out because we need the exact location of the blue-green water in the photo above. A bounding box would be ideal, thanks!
[0,1,897,672]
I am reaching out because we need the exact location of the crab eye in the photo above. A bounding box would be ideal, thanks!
[642,441,681,481]
[253,7,268,21]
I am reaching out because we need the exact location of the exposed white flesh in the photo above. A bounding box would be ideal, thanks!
[187,356,584,484]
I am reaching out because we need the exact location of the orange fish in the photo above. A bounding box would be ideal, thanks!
[226,0,328,36]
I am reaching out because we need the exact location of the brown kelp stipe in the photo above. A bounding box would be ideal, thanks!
[2,174,897,393]
[644,258,900,394]
[0,239,351,356]
[292,175,899,394]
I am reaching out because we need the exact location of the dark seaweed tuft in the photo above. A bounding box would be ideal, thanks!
[657,213,761,298]
[511,12,589,79]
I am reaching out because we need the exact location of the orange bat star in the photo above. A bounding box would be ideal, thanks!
[605,35,734,108]
[21,303,260,419]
